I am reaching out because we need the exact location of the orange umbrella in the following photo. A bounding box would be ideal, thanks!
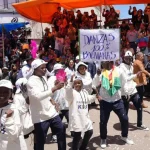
[12,0,60,23]
[13,0,149,23]
[58,0,149,8]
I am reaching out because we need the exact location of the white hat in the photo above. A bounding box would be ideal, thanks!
[73,76,83,82]
[31,59,47,70]
[22,61,27,66]
[0,80,13,89]
[76,61,88,71]
[15,78,28,94]
[53,63,63,71]
[76,55,80,60]
[2,67,8,70]
[125,51,133,57]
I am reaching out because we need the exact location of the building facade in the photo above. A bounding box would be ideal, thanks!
[0,0,25,10]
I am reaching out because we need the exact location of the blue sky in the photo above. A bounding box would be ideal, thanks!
[114,4,145,19]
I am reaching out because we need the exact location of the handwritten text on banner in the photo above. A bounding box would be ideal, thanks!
[79,29,120,62]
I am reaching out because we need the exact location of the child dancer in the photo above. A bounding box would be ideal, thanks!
[64,75,100,150]
[0,80,27,150]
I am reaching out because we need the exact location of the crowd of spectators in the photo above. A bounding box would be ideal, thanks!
[0,4,150,81]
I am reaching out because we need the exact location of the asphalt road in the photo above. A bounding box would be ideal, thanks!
[27,98,150,150]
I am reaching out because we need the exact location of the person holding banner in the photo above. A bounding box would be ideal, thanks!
[93,61,134,149]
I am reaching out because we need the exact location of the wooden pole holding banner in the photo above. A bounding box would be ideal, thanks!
[2,24,5,67]
[38,6,44,38]
[99,6,102,29]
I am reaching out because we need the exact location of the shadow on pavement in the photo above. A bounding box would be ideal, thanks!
[67,135,126,150]
[113,122,137,131]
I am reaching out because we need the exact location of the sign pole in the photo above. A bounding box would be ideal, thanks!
[2,25,5,67]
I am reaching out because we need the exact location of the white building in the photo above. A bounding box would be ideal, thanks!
[0,0,52,40]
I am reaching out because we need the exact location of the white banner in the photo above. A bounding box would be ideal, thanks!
[79,29,120,62]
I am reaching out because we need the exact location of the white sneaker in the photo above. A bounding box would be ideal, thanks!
[100,139,107,149]
[137,125,149,131]
[121,137,134,145]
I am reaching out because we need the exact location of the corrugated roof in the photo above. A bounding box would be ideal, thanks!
[0,9,17,14]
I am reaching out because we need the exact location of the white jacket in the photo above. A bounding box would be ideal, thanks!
[65,67,75,80]
[22,65,33,79]
[119,63,137,96]
[48,76,69,110]
[0,104,27,150]
[13,93,34,135]
[52,88,69,110]
[27,75,58,124]
[64,82,96,132]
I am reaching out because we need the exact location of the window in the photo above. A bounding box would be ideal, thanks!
[3,0,8,9]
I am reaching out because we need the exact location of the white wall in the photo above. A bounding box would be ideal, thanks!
[0,14,52,39]
[0,0,26,10]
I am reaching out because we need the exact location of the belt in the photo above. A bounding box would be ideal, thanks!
[122,93,137,99]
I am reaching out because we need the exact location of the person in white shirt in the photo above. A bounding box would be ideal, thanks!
[64,76,99,150]
[75,55,80,70]
[21,56,34,79]
[75,62,93,95]
[14,78,34,137]
[48,63,69,142]
[27,59,66,150]
[0,80,27,150]
[65,59,75,81]
[120,51,149,131]
[93,61,134,149]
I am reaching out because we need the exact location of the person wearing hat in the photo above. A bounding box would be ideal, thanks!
[120,51,149,131]
[14,78,34,138]
[75,62,93,95]
[0,80,27,150]
[64,75,99,150]
[19,56,34,79]
[27,59,66,150]
[94,61,134,148]
[48,63,69,142]
[75,55,80,70]
[1,67,9,80]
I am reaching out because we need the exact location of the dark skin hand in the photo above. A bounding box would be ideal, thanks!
[20,84,30,105]
[5,109,14,118]
[50,99,60,112]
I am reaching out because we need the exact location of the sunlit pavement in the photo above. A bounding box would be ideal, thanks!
[27,98,150,150]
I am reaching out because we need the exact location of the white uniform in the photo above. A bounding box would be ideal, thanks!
[27,75,58,124]
[13,93,34,135]
[0,104,27,150]
[64,82,96,132]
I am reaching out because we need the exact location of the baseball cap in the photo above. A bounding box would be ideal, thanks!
[53,63,63,71]
[15,78,28,94]
[51,63,63,75]
[31,59,47,70]
[0,80,13,89]
[125,51,133,57]
[76,55,80,60]
[2,67,8,70]
[73,76,83,82]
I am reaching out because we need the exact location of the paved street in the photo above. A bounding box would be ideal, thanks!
[27,98,150,150]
